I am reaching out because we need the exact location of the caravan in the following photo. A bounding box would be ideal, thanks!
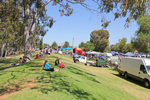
[118,57,150,88]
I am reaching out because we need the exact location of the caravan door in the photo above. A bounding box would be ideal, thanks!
[138,64,148,81]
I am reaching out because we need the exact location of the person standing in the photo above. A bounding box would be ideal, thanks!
[46,49,48,58]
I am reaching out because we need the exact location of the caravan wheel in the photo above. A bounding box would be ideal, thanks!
[87,63,90,66]
[144,80,150,88]
[75,60,79,63]
[124,72,128,79]
[119,72,122,76]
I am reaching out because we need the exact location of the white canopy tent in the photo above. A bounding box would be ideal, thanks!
[86,51,101,55]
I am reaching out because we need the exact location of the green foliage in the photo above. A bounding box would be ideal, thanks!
[79,41,95,51]
[63,41,70,48]
[43,43,50,47]
[104,45,111,52]
[111,38,133,53]
[137,15,150,35]
[39,38,43,50]
[99,0,149,27]
[0,0,24,57]
[90,29,109,52]
[51,41,58,49]
[132,15,150,54]
[118,38,127,53]
[0,1,23,42]
[79,42,85,48]
[126,43,133,52]
[132,33,150,54]
[110,43,119,52]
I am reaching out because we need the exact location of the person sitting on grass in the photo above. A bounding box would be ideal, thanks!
[36,53,40,59]
[59,62,67,69]
[7,58,22,67]
[22,56,27,63]
[55,57,60,66]
[19,58,23,64]
[41,52,43,57]
[43,60,59,72]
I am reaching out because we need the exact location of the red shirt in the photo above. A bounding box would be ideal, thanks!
[36,54,39,59]
[59,63,64,68]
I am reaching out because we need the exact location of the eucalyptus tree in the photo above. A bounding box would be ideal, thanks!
[63,41,70,48]
[0,0,23,57]
[51,41,58,49]
[19,0,74,58]
[131,15,150,56]
[90,29,109,52]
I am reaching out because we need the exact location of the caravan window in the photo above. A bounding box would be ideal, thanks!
[140,65,145,71]
[146,66,150,73]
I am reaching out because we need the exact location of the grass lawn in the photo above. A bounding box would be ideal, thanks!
[0,53,150,100]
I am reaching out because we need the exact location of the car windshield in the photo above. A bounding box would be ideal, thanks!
[146,66,150,73]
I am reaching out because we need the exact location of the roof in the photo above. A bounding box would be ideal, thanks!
[86,51,100,55]
[123,52,136,57]
[97,55,108,58]
[61,47,73,50]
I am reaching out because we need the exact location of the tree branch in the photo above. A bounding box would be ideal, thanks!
[43,0,53,6]
[66,0,100,14]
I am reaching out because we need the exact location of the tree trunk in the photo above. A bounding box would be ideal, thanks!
[24,5,32,59]
[4,49,7,58]
[1,43,6,57]
[17,48,18,55]
[4,43,8,58]
[24,4,39,59]
[7,48,12,56]
[24,28,32,59]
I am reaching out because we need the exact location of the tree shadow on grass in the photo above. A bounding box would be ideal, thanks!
[0,71,27,96]
[0,84,21,96]
[68,66,101,84]
[109,68,118,72]
[112,73,146,88]
[0,65,24,71]
[32,73,97,100]
[0,59,18,65]
[0,60,43,72]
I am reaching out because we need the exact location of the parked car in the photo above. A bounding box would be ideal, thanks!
[104,53,112,57]
[73,56,95,66]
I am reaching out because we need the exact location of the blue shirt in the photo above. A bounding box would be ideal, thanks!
[44,63,50,70]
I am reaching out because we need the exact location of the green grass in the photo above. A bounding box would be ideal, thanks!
[0,54,150,100]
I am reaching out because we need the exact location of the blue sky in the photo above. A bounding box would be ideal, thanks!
[43,1,139,47]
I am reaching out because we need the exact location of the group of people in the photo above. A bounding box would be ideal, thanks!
[36,49,51,59]
[55,58,67,69]
[43,57,67,72]
[7,56,27,67]
[36,53,44,59]
[6,51,66,72]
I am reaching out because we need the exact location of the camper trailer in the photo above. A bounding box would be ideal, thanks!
[118,57,150,88]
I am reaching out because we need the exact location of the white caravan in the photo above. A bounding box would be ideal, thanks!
[118,57,150,88]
